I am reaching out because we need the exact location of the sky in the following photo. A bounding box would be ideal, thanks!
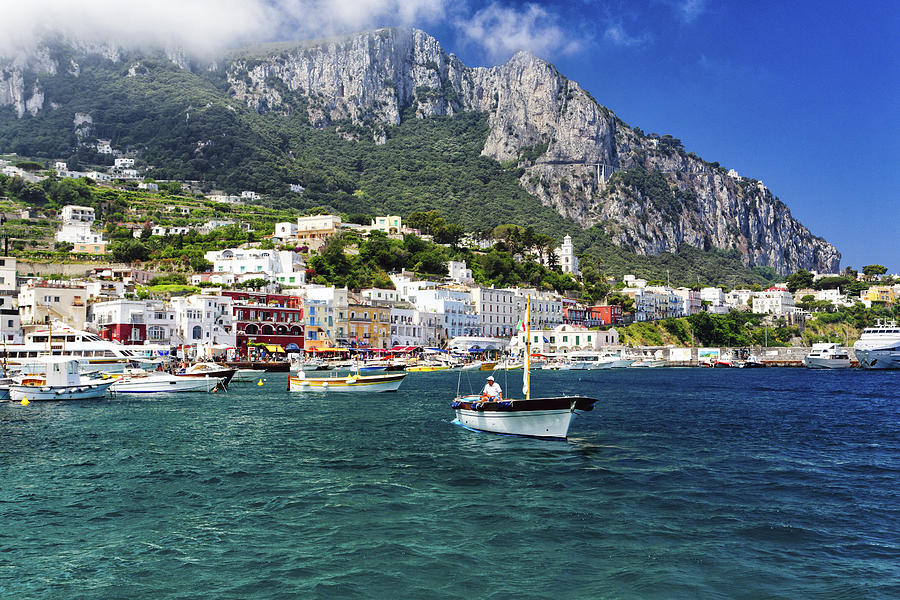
[2,1,898,273]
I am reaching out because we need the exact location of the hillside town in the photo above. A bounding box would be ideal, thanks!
[2,203,897,363]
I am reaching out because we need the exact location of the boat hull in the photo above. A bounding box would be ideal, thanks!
[853,349,900,370]
[176,368,236,386]
[803,356,851,369]
[288,372,407,392]
[451,395,597,440]
[9,380,114,401]
[111,375,222,393]
[231,369,266,382]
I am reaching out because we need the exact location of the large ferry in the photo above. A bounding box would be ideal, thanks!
[853,320,900,369]
[1,321,141,373]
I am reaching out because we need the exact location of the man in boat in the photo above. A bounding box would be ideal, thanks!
[481,375,502,400]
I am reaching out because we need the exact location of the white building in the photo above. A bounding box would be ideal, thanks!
[645,286,684,319]
[96,140,112,154]
[412,287,479,342]
[448,260,474,285]
[114,158,135,169]
[240,191,259,200]
[554,235,579,275]
[138,182,158,192]
[361,288,400,304]
[204,248,305,286]
[90,299,179,345]
[170,295,235,347]
[56,205,106,249]
[509,288,563,329]
[510,323,619,354]
[471,287,517,338]
[700,287,729,314]
[389,306,442,348]
[725,289,754,311]
[273,222,298,241]
[752,287,796,315]
[673,287,701,316]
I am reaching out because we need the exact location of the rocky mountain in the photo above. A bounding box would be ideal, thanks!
[0,28,840,274]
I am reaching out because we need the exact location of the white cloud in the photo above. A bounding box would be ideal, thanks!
[677,0,706,23]
[457,3,582,62]
[0,0,447,60]
[603,23,651,48]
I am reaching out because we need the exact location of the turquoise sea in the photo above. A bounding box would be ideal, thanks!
[1,368,898,599]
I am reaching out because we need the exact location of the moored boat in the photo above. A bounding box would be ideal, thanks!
[110,369,223,393]
[175,362,237,386]
[9,357,114,401]
[804,343,851,369]
[231,368,267,382]
[852,320,900,369]
[288,369,407,392]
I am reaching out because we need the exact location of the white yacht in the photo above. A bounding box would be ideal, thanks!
[567,351,615,370]
[804,343,851,369]
[853,320,900,369]
[2,321,139,373]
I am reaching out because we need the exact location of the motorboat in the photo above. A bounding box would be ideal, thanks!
[175,362,237,386]
[804,343,851,369]
[737,354,765,368]
[451,297,598,440]
[713,352,735,368]
[109,369,223,393]
[568,351,615,370]
[288,369,407,392]
[8,357,114,401]
[231,368,267,382]
[853,320,900,369]
[1,321,140,374]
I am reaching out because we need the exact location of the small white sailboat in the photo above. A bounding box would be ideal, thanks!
[9,357,114,401]
[451,298,598,440]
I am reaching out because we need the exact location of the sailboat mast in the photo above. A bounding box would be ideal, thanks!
[524,296,531,400]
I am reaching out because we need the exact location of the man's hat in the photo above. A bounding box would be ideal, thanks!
[486,375,495,381]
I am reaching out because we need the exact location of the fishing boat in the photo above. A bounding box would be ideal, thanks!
[450,297,598,440]
[8,357,114,401]
[175,362,237,386]
[288,369,407,392]
[109,369,224,393]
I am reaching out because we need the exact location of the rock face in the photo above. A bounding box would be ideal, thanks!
[222,28,838,273]
[0,27,840,273]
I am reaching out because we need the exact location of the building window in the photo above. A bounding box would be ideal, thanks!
[192,325,202,340]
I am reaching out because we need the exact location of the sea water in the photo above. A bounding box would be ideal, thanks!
[1,368,897,599]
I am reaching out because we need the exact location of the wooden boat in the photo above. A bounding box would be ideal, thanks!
[175,362,236,386]
[288,369,407,392]
[451,298,598,440]
[406,363,451,372]
[9,357,114,401]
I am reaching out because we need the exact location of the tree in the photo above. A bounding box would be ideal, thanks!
[109,239,150,263]
[786,269,815,292]
[189,255,213,272]
[862,264,887,278]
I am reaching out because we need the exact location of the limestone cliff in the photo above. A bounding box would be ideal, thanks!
[221,28,838,273]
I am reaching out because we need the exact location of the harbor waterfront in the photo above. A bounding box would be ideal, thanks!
[1,369,897,598]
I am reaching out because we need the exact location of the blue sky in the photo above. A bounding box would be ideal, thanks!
[6,1,897,272]
[424,1,900,273]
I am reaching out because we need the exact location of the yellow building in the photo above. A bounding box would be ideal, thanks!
[348,303,390,349]
[369,215,402,234]
[863,286,896,304]
[71,242,108,255]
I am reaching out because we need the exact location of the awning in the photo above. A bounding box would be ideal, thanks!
[389,345,420,352]
[285,343,300,351]
[265,345,285,353]
[310,347,351,353]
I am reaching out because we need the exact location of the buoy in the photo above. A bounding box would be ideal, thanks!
[20,397,29,406]
[257,379,263,386]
